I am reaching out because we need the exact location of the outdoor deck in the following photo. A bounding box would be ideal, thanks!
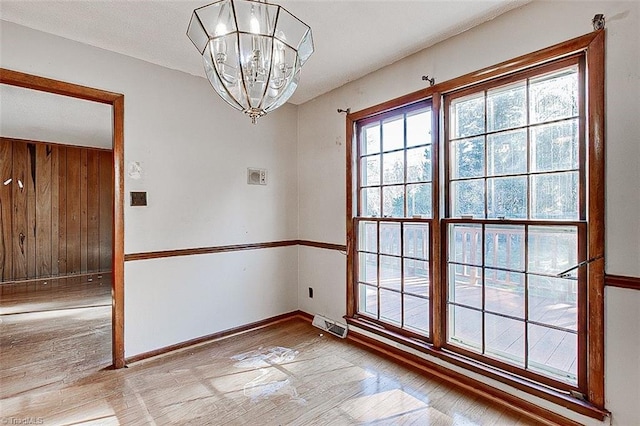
[361,274,578,384]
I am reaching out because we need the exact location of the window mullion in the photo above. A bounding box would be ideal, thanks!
[481,223,486,355]
[524,224,530,371]
[432,93,444,348]
[376,220,381,321]
[483,90,488,219]
[378,121,383,218]
[578,57,587,221]
[526,77,531,220]
[400,222,405,328]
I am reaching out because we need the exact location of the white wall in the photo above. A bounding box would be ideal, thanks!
[0,84,112,149]
[297,1,640,425]
[125,247,297,356]
[1,20,300,357]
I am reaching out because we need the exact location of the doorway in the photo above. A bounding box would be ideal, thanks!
[0,68,125,368]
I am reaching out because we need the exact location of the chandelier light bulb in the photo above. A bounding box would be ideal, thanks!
[214,23,227,36]
[249,8,260,34]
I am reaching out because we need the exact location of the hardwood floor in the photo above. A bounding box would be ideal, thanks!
[1,303,537,425]
[0,275,112,401]
[0,273,111,315]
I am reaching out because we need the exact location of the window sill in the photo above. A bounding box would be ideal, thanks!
[344,316,608,422]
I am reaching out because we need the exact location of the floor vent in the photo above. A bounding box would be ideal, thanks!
[312,315,348,338]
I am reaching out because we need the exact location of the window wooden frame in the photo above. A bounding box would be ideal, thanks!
[442,55,587,393]
[345,30,605,418]
[354,101,434,337]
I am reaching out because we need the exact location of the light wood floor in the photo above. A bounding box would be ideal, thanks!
[0,276,112,401]
[0,273,112,315]
[1,292,537,426]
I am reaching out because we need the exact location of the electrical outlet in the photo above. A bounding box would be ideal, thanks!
[308,287,313,298]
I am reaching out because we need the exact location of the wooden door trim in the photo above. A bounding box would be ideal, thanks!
[1,68,125,369]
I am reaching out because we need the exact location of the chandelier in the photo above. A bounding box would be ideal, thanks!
[187,0,314,123]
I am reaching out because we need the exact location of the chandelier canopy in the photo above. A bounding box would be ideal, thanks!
[188,0,314,123]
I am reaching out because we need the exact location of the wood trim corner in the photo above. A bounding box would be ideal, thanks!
[0,68,122,104]
[295,310,314,322]
[297,240,346,251]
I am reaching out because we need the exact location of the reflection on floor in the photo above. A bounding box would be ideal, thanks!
[0,315,536,425]
[0,274,112,400]
[0,274,112,315]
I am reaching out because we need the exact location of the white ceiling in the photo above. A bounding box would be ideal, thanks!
[0,0,530,105]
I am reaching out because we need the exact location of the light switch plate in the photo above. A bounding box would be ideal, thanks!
[130,191,147,206]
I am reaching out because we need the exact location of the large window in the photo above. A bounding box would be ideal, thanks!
[444,58,586,388]
[347,32,605,417]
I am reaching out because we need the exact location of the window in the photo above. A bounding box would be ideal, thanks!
[444,58,586,388]
[356,102,433,337]
[347,31,605,417]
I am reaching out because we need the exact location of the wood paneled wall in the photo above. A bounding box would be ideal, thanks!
[0,138,113,282]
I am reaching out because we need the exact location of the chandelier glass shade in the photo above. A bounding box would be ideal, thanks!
[188,0,314,123]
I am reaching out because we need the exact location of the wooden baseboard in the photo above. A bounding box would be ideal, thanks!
[0,271,112,294]
[345,328,583,426]
[125,310,307,364]
[295,310,314,322]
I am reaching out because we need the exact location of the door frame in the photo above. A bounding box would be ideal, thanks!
[1,68,125,368]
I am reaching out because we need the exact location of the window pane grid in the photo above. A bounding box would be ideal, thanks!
[355,101,433,338]
[446,221,581,384]
[360,179,432,189]
[358,105,433,219]
[361,142,432,156]
[450,168,579,182]
[446,64,584,381]
[449,65,581,222]
[448,114,579,143]
[356,217,432,337]
[448,260,525,275]
[447,300,577,334]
